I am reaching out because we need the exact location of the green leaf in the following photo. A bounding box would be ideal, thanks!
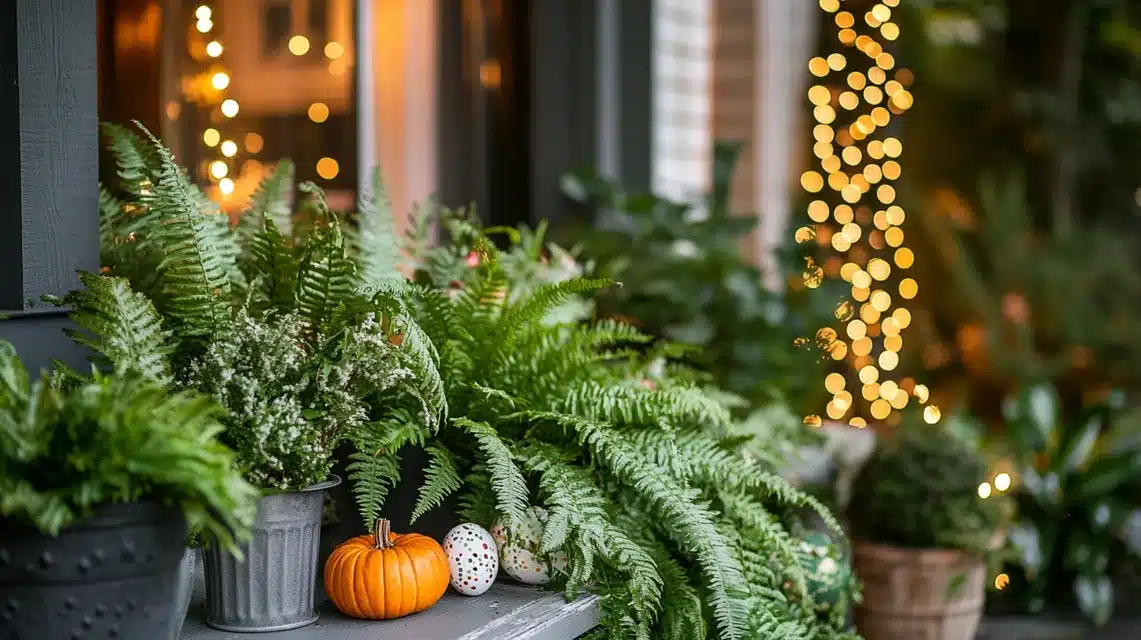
[1064,529,1110,575]
[1074,574,1113,626]
[1020,384,1059,453]
[1071,449,1141,502]
[1057,411,1103,473]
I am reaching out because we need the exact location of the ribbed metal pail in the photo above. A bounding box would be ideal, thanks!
[203,476,340,632]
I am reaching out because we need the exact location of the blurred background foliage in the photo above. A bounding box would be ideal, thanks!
[877,0,1141,418]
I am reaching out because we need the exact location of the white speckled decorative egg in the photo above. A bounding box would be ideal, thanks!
[491,506,569,585]
[443,523,498,596]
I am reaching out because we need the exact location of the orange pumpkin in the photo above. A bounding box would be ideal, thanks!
[324,518,449,619]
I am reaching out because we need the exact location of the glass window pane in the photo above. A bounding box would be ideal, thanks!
[159,0,358,219]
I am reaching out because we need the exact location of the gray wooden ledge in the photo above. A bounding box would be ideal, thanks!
[181,559,600,640]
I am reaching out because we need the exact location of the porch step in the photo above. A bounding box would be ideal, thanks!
[180,560,600,640]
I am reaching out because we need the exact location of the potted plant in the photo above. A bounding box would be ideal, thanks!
[0,341,256,640]
[78,124,446,632]
[342,209,858,638]
[848,417,1008,640]
[994,384,1141,626]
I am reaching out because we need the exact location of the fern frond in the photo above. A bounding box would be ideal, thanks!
[241,160,295,240]
[134,123,234,338]
[296,217,357,335]
[558,381,732,429]
[520,410,749,640]
[47,273,173,384]
[347,411,429,527]
[521,446,662,634]
[495,278,612,349]
[100,122,161,197]
[247,214,298,312]
[356,168,404,288]
[454,418,529,528]
[410,444,462,523]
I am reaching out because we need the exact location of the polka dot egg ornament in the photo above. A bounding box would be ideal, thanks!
[442,523,499,596]
[491,506,568,585]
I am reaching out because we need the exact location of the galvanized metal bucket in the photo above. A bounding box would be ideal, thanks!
[202,476,340,632]
[170,547,196,639]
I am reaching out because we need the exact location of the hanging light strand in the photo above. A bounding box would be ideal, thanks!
[799,0,940,428]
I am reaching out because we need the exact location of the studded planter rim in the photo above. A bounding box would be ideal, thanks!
[203,475,339,633]
[0,501,188,640]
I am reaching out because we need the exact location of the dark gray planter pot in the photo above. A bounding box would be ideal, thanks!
[0,501,187,640]
[202,476,340,633]
[170,547,196,639]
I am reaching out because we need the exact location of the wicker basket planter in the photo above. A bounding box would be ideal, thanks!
[853,541,986,640]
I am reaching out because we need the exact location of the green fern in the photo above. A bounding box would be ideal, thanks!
[347,411,429,527]
[410,444,462,523]
[45,272,173,385]
[133,124,234,339]
[454,417,530,528]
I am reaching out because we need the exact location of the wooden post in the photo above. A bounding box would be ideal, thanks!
[0,0,100,372]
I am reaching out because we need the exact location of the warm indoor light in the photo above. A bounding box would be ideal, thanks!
[316,157,340,180]
[209,161,228,179]
[308,102,330,123]
[203,128,220,147]
[220,140,237,157]
[994,473,1012,492]
[244,132,264,154]
[221,99,239,117]
[978,482,992,499]
[324,41,344,59]
[218,177,235,195]
[289,35,311,56]
[196,18,213,33]
[212,72,230,90]
[206,41,224,57]
[194,5,212,20]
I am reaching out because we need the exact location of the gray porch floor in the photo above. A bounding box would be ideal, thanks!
[180,560,600,640]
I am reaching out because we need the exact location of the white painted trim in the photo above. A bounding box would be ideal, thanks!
[366,0,438,232]
[754,0,817,290]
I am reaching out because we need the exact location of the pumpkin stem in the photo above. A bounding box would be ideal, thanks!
[373,518,395,549]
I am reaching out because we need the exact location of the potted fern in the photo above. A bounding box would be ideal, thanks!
[848,417,1009,640]
[0,341,256,640]
[344,208,858,639]
[82,124,445,632]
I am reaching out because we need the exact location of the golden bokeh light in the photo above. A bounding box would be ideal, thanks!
[244,132,264,154]
[221,99,240,117]
[825,373,847,394]
[203,128,220,147]
[316,157,340,180]
[220,140,237,157]
[994,473,1012,492]
[995,573,1010,590]
[218,177,234,195]
[206,41,223,57]
[289,35,311,56]
[325,41,345,60]
[802,0,937,426]
[211,72,230,90]
[308,102,330,123]
[209,160,228,179]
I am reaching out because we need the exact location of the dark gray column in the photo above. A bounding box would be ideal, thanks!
[0,0,99,372]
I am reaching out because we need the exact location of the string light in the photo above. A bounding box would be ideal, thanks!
[289,35,311,56]
[221,99,239,118]
[316,157,340,180]
[799,1,939,425]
